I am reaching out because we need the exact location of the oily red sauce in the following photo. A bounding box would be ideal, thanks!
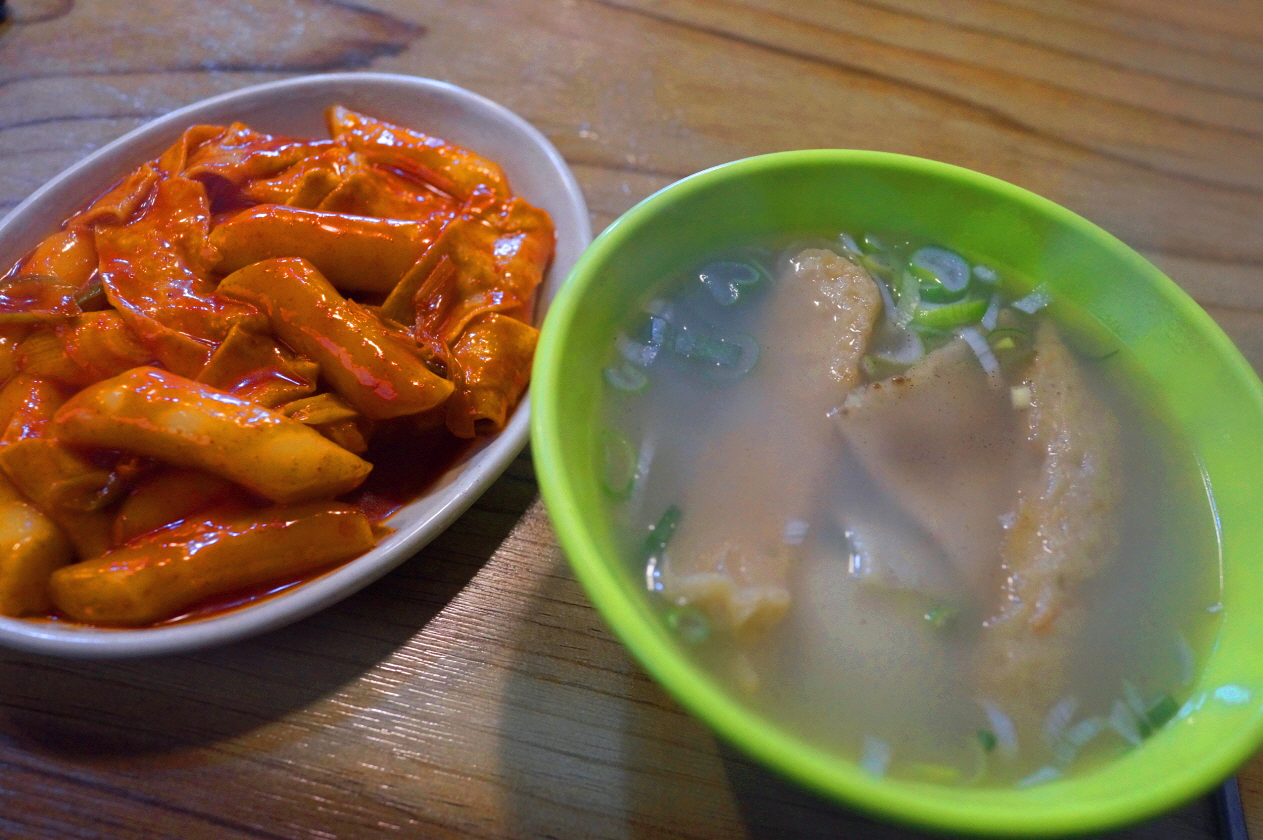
[24,426,480,628]
[342,425,476,524]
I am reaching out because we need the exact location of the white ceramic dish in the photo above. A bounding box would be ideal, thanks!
[0,73,591,657]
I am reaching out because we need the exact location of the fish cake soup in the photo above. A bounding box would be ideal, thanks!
[598,232,1221,787]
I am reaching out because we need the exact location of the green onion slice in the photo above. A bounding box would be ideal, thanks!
[670,327,759,379]
[858,251,896,281]
[643,504,682,591]
[910,246,970,293]
[603,362,649,393]
[860,232,888,254]
[893,268,920,328]
[912,296,988,330]
[600,429,637,496]
[923,604,960,629]
[987,326,1034,371]
[699,260,768,306]
[1012,284,1052,314]
[917,276,969,304]
[666,606,711,644]
[1144,694,1180,736]
[972,264,1000,285]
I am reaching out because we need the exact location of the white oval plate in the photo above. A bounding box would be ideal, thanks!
[0,73,591,657]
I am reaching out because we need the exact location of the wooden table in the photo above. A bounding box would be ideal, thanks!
[1,1,1260,837]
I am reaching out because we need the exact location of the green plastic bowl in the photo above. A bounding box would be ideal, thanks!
[530,150,1263,836]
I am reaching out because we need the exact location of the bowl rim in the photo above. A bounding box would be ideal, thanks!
[531,148,1263,835]
[0,72,591,657]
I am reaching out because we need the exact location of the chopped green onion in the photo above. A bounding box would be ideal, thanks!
[646,505,681,554]
[1065,716,1106,747]
[1175,633,1196,686]
[603,362,649,393]
[860,232,888,254]
[1043,696,1079,744]
[1108,699,1142,746]
[666,606,711,644]
[966,733,992,784]
[908,762,962,784]
[924,604,959,629]
[893,268,920,328]
[860,735,892,777]
[670,327,759,379]
[910,245,970,293]
[979,292,1001,331]
[1056,314,1122,361]
[987,327,1029,347]
[708,333,759,380]
[987,326,1034,371]
[600,429,637,496]
[1122,679,1147,720]
[699,260,768,305]
[858,251,896,281]
[643,505,681,592]
[671,328,739,366]
[912,297,988,330]
[1144,694,1180,735]
[959,326,1001,378]
[1053,715,1107,768]
[643,297,673,319]
[1016,766,1061,789]
[837,232,862,256]
[972,264,1000,285]
[862,354,910,381]
[617,325,663,367]
[980,700,1019,758]
[1012,284,1052,314]
[869,323,925,368]
[916,274,969,303]
[621,310,671,356]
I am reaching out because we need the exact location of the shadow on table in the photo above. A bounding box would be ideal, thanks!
[0,455,531,759]
[719,740,1224,840]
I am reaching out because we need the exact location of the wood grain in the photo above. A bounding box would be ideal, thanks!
[0,0,1260,837]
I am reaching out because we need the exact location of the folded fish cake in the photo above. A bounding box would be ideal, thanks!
[662,248,882,635]
[217,257,455,420]
[50,503,376,626]
[0,472,73,617]
[210,205,439,294]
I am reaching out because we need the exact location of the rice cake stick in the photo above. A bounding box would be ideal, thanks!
[210,205,438,294]
[0,471,73,616]
[51,367,372,504]
[50,503,375,625]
